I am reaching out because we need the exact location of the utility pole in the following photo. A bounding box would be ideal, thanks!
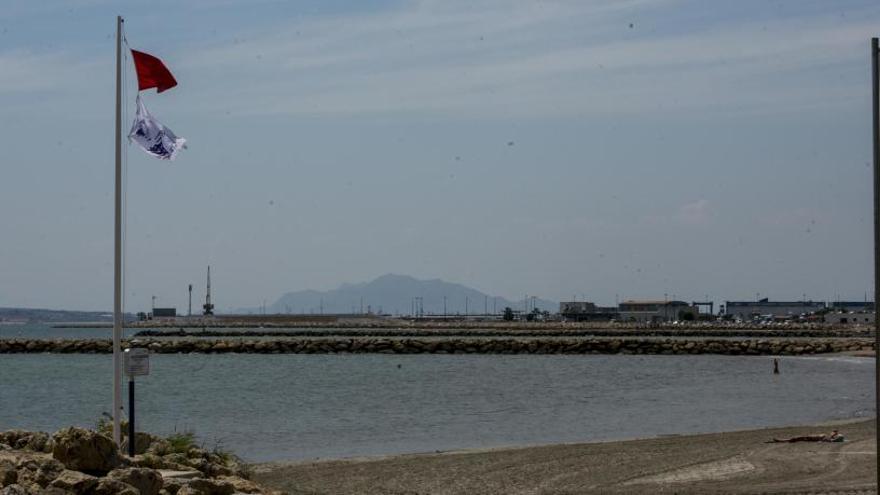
[188,284,192,317]
[443,296,447,318]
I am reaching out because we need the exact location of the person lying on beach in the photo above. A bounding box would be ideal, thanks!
[769,430,845,443]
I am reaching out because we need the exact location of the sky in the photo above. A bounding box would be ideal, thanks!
[0,0,879,312]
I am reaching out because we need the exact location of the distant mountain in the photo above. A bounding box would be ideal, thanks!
[236,274,557,316]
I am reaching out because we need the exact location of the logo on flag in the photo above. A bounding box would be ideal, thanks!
[128,96,186,160]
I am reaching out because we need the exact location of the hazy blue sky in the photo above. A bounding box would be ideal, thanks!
[1,0,878,312]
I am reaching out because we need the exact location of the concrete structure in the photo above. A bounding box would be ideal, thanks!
[724,299,825,320]
[151,307,177,318]
[617,300,696,323]
[559,301,617,321]
[824,311,875,325]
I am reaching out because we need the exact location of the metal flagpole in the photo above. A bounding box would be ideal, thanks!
[871,36,879,489]
[113,15,124,447]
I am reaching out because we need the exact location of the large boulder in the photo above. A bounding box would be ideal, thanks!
[0,431,50,453]
[177,478,235,495]
[122,432,162,456]
[107,467,163,495]
[0,485,28,495]
[90,478,139,495]
[15,457,63,488]
[51,427,120,475]
[160,477,184,495]
[49,470,98,493]
[216,475,262,493]
[0,460,16,487]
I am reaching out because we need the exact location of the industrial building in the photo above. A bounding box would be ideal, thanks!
[559,301,618,321]
[151,307,177,318]
[617,300,696,323]
[724,299,825,320]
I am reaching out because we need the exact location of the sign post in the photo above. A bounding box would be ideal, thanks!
[124,347,150,457]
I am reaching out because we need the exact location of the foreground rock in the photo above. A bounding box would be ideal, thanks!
[0,427,285,494]
[52,427,121,474]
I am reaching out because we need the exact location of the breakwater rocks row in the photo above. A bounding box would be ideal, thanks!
[118,320,867,332]
[1,338,874,355]
[133,328,873,339]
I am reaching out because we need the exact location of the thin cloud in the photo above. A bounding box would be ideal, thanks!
[170,0,878,117]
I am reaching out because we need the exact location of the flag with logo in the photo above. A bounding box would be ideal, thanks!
[128,96,186,160]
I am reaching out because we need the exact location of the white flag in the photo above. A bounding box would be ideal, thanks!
[128,95,186,160]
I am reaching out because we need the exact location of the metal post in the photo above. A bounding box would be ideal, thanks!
[128,378,135,457]
[871,36,879,490]
[112,15,124,448]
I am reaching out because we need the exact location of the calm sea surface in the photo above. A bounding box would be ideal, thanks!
[0,344,873,462]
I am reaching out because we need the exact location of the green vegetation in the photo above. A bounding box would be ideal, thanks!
[166,430,197,454]
[96,414,128,438]
[503,307,514,321]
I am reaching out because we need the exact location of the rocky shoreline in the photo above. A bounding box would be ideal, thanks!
[0,427,282,494]
[0,337,874,355]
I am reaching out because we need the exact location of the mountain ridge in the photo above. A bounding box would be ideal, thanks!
[236,274,557,315]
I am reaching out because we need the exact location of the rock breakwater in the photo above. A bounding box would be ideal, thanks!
[0,338,873,355]
[133,328,873,339]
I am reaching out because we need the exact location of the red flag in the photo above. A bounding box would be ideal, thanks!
[130,49,178,93]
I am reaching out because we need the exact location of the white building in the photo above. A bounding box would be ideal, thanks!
[824,312,875,325]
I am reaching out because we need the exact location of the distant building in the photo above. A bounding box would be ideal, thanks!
[830,301,875,313]
[617,300,696,323]
[724,299,824,320]
[824,312,875,325]
[151,307,177,318]
[559,301,617,321]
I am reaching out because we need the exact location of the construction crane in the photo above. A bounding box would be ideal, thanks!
[202,266,214,316]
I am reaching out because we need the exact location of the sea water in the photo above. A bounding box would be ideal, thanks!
[0,351,873,462]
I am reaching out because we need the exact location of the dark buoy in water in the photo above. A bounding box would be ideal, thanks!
[397,364,402,369]
[773,358,780,374]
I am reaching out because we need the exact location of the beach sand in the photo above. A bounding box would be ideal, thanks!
[254,418,877,494]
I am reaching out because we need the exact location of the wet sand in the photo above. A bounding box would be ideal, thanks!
[254,418,877,494]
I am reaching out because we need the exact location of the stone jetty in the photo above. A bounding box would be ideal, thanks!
[0,337,873,355]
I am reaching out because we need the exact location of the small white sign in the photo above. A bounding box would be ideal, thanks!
[124,348,150,376]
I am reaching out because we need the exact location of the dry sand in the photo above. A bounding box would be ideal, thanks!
[254,418,877,494]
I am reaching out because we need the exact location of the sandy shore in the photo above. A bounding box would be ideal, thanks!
[254,418,877,494]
